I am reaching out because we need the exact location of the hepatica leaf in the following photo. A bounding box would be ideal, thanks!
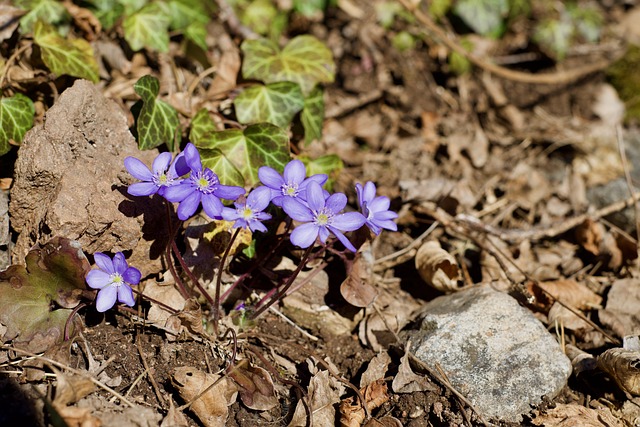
[0,237,90,353]
[33,21,99,82]
[301,86,325,146]
[241,35,336,96]
[0,93,35,156]
[195,123,290,187]
[123,2,171,52]
[134,75,180,151]
[234,82,304,128]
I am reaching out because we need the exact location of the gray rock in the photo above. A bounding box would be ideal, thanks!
[9,80,168,276]
[403,285,572,422]
[0,190,9,270]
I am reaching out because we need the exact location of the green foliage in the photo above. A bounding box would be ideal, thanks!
[293,0,327,18]
[454,0,508,38]
[33,21,100,82]
[17,0,70,34]
[301,154,343,191]
[234,82,305,128]
[567,4,602,43]
[606,45,640,122]
[134,75,180,151]
[190,109,219,145]
[84,0,125,29]
[241,35,336,96]
[448,37,473,75]
[392,31,417,52]
[193,122,290,187]
[0,94,35,156]
[534,14,573,60]
[166,0,210,50]
[241,0,280,37]
[123,2,171,52]
[0,237,90,353]
[301,86,324,146]
[429,0,452,19]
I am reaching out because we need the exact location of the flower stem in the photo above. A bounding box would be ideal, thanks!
[64,302,86,341]
[164,201,190,299]
[250,245,314,319]
[213,227,241,335]
[171,240,215,307]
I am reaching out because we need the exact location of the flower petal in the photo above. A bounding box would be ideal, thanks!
[118,285,136,307]
[333,212,366,232]
[152,152,172,175]
[284,160,306,184]
[124,157,153,181]
[318,226,330,243]
[171,151,190,177]
[123,267,141,285]
[363,181,377,203]
[214,184,245,200]
[355,183,364,206]
[201,194,224,218]
[368,196,390,213]
[128,182,159,197]
[325,193,347,214]
[96,286,117,312]
[290,223,319,248]
[112,252,127,274]
[328,227,357,252]
[305,181,325,212]
[373,210,398,221]
[372,219,397,232]
[283,198,314,222]
[303,174,328,186]
[163,183,195,202]
[93,252,114,274]
[177,191,202,220]
[221,207,239,221]
[247,186,272,211]
[258,166,284,190]
[255,212,272,221]
[184,143,202,172]
[249,220,268,233]
[86,270,111,289]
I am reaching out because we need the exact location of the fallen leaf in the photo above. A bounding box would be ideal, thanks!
[160,399,189,427]
[228,361,278,411]
[415,240,461,292]
[360,351,391,388]
[392,344,436,394]
[341,242,378,308]
[536,279,602,310]
[532,403,624,426]
[597,348,640,396]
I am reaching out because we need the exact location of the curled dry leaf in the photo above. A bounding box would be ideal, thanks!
[597,348,640,396]
[574,219,623,269]
[339,380,390,427]
[227,361,278,411]
[536,279,602,310]
[392,344,437,394]
[532,403,623,427]
[360,351,391,388]
[339,397,365,427]
[160,399,189,427]
[415,240,461,292]
[171,367,238,427]
[341,241,378,308]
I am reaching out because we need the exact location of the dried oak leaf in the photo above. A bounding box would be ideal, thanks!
[532,403,623,427]
[536,279,602,310]
[415,240,461,292]
[0,237,90,352]
[597,348,640,396]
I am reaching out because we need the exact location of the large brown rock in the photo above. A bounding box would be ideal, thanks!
[10,80,169,276]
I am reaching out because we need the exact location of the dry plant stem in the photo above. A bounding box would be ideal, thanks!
[616,124,640,261]
[213,227,241,335]
[250,245,315,319]
[132,288,179,315]
[0,41,31,89]
[374,221,439,272]
[64,302,86,341]
[171,240,215,306]
[220,327,239,372]
[395,0,617,85]
[164,202,190,299]
[2,345,136,407]
[135,335,166,408]
[434,362,474,427]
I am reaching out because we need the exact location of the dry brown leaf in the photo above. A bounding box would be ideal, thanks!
[574,219,623,269]
[392,344,436,393]
[341,242,378,308]
[532,403,623,426]
[360,351,391,388]
[338,397,366,427]
[52,405,100,427]
[171,367,238,427]
[228,361,278,411]
[208,35,241,96]
[536,279,602,310]
[598,348,640,396]
[415,240,461,292]
[339,381,392,427]
[0,5,23,42]
[160,399,189,427]
[364,416,403,427]
[362,379,389,411]
[62,0,101,40]
[53,369,96,406]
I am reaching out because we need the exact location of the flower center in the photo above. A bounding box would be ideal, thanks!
[192,169,219,193]
[282,182,299,197]
[241,206,254,220]
[314,208,333,226]
[110,273,124,287]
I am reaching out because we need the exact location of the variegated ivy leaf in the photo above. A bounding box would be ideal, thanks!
[84,0,124,30]
[194,123,290,187]
[167,0,208,50]
[17,0,69,34]
[0,94,35,156]
[134,75,180,151]
[241,35,336,96]
[123,2,171,52]
[33,21,99,83]
[189,108,219,146]
[301,154,343,191]
[199,148,245,188]
[234,82,304,128]
[301,86,324,146]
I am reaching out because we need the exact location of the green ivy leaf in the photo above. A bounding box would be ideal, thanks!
[242,35,336,96]
[234,82,304,128]
[184,22,208,51]
[301,154,343,191]
[301,86,324,146]
[0,237,90,353]
[123,3,171,52]
[534,15,574,60]
[189,108,219,145]
[293,0,327,18]
[194,123,290,187]
[17,0,69,34]
[241,0,278,36]
[454,0,508,37]
[84,0,124,29]
[167,0,209,30]
[134,75,180,151]
[199,148,245,188]
[0,94,35,156]
[33,21,100,83]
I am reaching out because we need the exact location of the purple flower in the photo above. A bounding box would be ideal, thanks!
[258,160,328,207]
[124,151,188,197]
[163,143,245,220]
[282,181,366,252]
[221,186,272,232]
[355,182,398,235]
[86,252,141,312]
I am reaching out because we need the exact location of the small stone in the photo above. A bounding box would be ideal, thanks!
[402,285,571,422]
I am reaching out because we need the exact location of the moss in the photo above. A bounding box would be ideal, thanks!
[606,44,640,122]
